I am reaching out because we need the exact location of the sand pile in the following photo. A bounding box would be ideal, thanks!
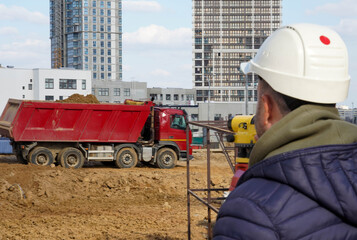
[57,94,100,104]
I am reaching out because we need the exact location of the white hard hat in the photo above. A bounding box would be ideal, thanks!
[241,23,350,103]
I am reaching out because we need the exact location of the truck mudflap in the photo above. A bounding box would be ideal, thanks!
[179,151,193,161]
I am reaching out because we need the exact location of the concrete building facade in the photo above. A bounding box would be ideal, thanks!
[50,0,122,102]
[148,87,198,122]
[92,80,148,103]
[338,106,357,124]
[148,88,196,106]
[0,67,91,111]
[192,0,282,119]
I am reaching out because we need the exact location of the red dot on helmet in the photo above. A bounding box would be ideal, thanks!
[320,36,330,45]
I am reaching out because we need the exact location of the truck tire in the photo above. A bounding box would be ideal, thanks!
[59,148,84,169]
[156,148,177,169]
[115,147,138,168]
[28,147,54,166]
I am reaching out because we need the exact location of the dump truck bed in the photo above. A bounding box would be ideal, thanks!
[0,99,153,143]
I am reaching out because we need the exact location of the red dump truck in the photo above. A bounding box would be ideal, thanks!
[0,99,192,169]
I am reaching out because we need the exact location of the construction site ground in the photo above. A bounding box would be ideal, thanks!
[0,150,233,240]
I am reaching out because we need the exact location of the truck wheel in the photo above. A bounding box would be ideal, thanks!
[156,148,177,169]
[28,147,54,166]
[59,148,84,169]
[115,148,138,168]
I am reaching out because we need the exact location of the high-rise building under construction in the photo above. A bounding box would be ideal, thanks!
[192,0,282,118]
[50,0,122,81]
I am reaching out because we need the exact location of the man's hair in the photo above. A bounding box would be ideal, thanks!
[257,76,335,116]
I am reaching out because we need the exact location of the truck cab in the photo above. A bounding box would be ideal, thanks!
[154,108,192,162]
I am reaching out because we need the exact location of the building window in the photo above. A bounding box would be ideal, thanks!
[124,88,130,96]
[186,94,194,101]
[166,94,171,100]
[59,79,77,89]
[98,88,109,96]
[114,88,120,96]
[45,78,54,89]
[45,96,54,101]
[82,80,86,90]
[59,96,63,100]
[22,86,25,90]
[174,94,179,101]
[92,88,95,95]
[22,95,25,99]
[28,84,32,90]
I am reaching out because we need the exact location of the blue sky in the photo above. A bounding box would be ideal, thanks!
[0,0,356,107]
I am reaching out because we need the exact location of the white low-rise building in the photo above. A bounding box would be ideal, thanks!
[0,67,91,111]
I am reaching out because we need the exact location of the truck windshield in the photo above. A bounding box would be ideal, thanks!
[170,115,186,130]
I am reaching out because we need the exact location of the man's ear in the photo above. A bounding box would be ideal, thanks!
[261,93,282,130]
[260,94,273,130]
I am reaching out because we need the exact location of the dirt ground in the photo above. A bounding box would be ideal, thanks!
[0,150,234,240]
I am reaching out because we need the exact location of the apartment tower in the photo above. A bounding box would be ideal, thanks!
[50,0,122,82]
[193,0,282,119]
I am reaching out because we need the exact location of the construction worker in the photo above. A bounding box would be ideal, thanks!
[213,23,357,239]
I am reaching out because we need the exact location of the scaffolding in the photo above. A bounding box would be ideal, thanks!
[186,121,237,239]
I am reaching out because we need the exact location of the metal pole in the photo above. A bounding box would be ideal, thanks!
[186,125,191,240]
[208,78,210,121]
[207,128,212,239]
[245,74,248,115]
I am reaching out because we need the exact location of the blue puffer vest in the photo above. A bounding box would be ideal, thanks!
[213,143,357,240]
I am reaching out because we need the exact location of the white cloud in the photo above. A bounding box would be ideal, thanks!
[0,39,50,68]
[0,27,19,36]
[0,4,48,24]
[333,19,357,37]
[122,1,162,12]
[150,69,171,77]
[306,0,357,17]
[123,24,191,48]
